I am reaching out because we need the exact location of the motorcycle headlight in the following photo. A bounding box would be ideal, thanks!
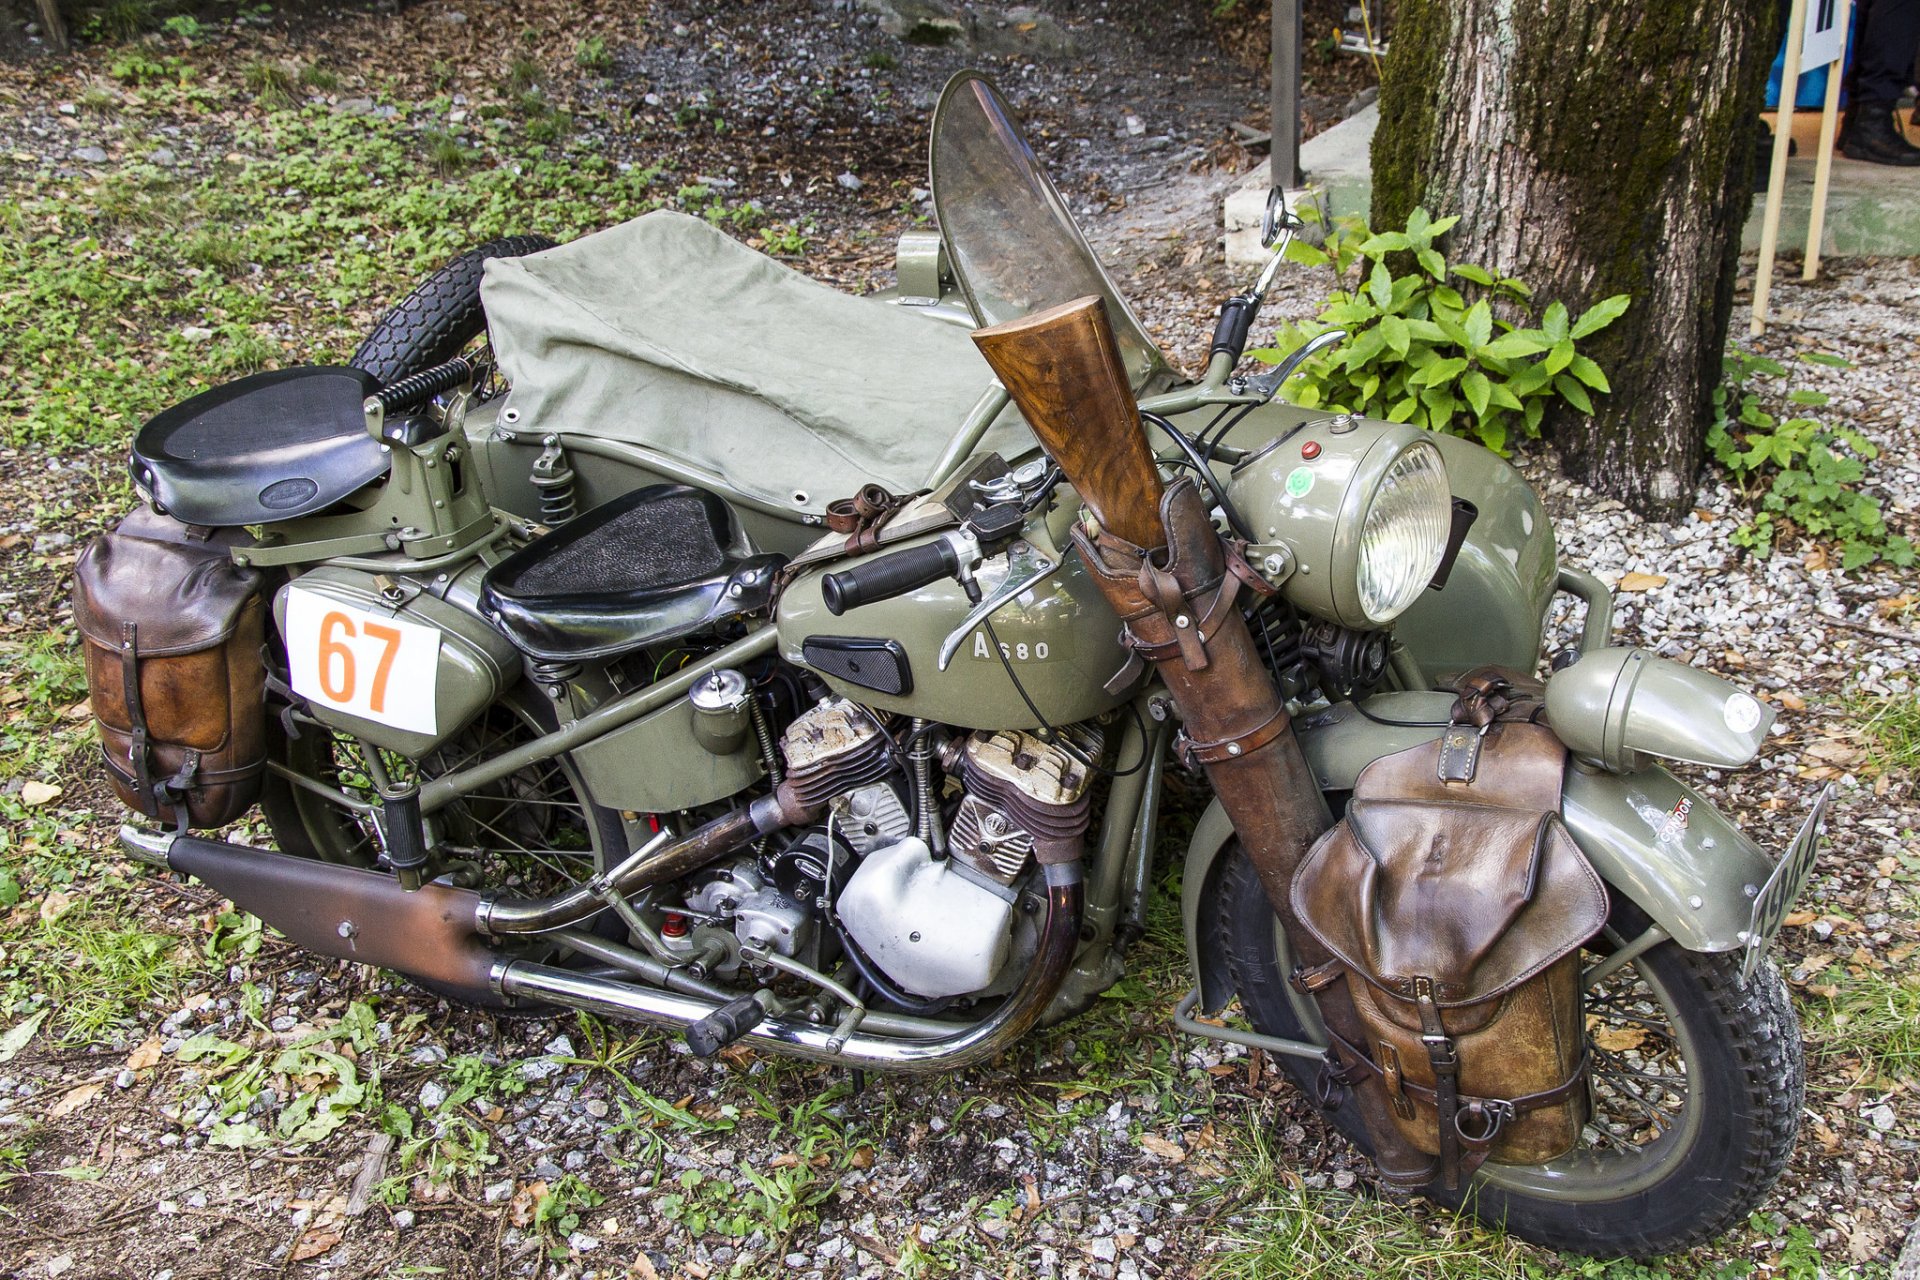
[1226,418,1453,630]
[1354,439,1452,624]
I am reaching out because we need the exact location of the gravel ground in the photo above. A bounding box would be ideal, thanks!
[2,3,1917,1278]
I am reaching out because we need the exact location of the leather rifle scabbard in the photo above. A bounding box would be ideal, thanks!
[1074,479,1439,1186]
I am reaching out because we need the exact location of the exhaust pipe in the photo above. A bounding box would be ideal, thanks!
[115,824,1086,1072]
[115,783,795,1002]
[495,863,1084,1073]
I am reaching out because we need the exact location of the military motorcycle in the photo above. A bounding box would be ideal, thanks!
[77,72,1826,1257]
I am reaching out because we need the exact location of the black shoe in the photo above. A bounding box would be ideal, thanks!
[1841,102,1920,166]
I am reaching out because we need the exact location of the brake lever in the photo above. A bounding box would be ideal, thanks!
[1237,328,1348,404]
[936,540,1064,671]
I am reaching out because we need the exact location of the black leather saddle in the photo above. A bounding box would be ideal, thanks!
[481,485,785,662]
[130,367,391,527]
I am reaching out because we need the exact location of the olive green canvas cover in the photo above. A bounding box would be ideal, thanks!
[480,211,1033,515]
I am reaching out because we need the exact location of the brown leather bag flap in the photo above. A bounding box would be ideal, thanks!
[1291,798,1608,1008]
[73,527,262,655]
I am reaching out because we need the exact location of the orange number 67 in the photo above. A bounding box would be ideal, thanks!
[317,610,404,714]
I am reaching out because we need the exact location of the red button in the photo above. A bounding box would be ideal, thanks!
[1301,440,1322,460]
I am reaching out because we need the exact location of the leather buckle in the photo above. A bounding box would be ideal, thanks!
[1420,1032,1459,1069]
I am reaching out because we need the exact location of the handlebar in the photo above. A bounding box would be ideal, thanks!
[1210,294,1260,366]
[821,537,965,616]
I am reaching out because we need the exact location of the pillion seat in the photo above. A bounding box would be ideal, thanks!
[130,367,392,527]
[479,484,785,663]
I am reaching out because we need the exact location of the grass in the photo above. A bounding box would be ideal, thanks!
[15,904,188,1044]
[1806,967,1920,1084]
[574,35,612,72]
[1852,692,1920,774]
[243,59,298,108]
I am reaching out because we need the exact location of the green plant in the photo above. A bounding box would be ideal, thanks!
[862,50,898,70]
[1707,349,1913,570]
[1254,207,1629,452]
[761,221,811,256]
[243,59,297,108]
[161,13,201,40]
[184,228,249,274]
[1806,966,1920,1083]
[1852,692,1920,773]
[300,63,341,92]
[507,56,541,95]
[573,35,611,72]
[423,129,477,175]
[531,1174,604,1257]
[86,0,161,41]
[107,50,188,87]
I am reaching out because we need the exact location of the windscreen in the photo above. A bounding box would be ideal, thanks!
[929,73,1169,392]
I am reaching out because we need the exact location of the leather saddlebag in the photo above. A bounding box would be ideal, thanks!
[72,509,267,829]
[1290,722,1608,1187]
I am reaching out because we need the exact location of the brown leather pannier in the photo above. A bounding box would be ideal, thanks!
[1290,722,1609,1187]
[72,509,267,830]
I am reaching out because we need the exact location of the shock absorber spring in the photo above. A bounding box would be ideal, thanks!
[530,435,577,527]
[909,717,946,856]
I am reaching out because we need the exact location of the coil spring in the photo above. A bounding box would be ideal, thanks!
[374,355,477,415]
[530,436,577,527]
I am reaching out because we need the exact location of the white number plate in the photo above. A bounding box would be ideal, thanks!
[284,587,441,735]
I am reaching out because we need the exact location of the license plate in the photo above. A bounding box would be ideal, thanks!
[1741,784,1834,986]
[284,587,441,735]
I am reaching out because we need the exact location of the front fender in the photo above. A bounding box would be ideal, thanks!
[1181,692,1780,1011]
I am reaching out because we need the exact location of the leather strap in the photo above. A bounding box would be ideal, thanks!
[1436,723,1487,783]
[1451,668,1549,728]
[119,621,154,808]
[825,483,916,553]
[1177,704,1291,767]
[1121,564,1245,669]
[1221,538,1278,599]
[1316,1020,1591,1187]
[1414,976,1464,1188]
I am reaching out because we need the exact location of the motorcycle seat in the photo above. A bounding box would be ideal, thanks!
[479,483,785,663]
[130,367,391,527]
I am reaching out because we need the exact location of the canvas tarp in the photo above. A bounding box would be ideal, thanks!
[481,211,1035,514]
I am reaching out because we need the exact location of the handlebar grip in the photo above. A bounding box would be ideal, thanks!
[820,539,960,615]
[1210,295,1259,364]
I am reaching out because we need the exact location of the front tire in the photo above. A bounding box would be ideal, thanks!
[1209,845,1803,1257]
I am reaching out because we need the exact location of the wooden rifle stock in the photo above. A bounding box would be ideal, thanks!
[970,296,1165,549]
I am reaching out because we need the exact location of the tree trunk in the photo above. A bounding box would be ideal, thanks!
[1371,0,1778,518]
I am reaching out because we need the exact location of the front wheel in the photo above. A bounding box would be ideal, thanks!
[1209,845,1803,1257]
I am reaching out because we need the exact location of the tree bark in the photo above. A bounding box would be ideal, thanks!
[1371,0,1779,518]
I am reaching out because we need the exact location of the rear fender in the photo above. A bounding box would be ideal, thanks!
[1180,692,1780,1011]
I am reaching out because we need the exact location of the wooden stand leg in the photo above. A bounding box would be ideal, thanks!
[1802,0,1851,281]
[1752,0,1808,337]
[34,0,68,52]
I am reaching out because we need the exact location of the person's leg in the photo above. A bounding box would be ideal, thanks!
[1845,0,1920,161]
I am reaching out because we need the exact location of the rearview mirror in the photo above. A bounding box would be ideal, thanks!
[1259,186,1297,249]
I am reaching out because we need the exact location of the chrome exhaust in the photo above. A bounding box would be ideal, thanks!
[495,863,1085,1073]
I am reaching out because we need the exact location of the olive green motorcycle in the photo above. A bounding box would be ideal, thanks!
[93,72,1825,1257]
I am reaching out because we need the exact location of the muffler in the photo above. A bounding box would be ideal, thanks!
[143,831,502,1004]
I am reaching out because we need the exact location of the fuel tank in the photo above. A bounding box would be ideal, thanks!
[776,506,1132,730]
